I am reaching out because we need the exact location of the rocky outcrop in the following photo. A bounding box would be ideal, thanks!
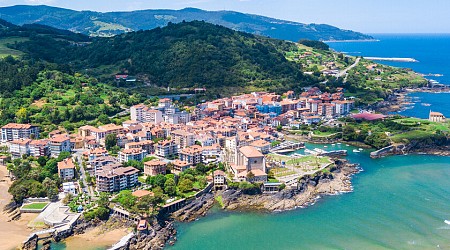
[20,234,38,250]
[171,193,215,222]
[221,159,360,212]
[128,220,176,250]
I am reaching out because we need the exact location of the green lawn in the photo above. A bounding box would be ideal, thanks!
[22,202,48,210]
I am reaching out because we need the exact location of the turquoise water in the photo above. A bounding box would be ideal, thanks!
[171,144,450,249]
[328,34,450,119]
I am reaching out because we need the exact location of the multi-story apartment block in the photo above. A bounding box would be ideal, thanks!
[143,160,167,176]
[29,139,50,158]
[117,148,147,163]
[1,123,39,142]
[50,134,71,157]
[179,145,203,165]
[96,166,139,192]
[8,139,32,158]
[155,140,178,158]
[58,158,75,180]
[171,130,195,149]
[130,104,164,124]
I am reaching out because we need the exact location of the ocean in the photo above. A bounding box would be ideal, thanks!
[328,34,450,119]
[171,144,450,249]
[169,35,450,250]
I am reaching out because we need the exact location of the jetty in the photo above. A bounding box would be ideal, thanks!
[270,141,305,153]
[364,57,418,62]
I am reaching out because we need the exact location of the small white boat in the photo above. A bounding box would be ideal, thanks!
[331,144,336,146]
[346,144,350,146]
[337,143,341,145]
[324,146,328,148]
[445,220,450,225]
[353,149,360,153]
[358,148,364,151]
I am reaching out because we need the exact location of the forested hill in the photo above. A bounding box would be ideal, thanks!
[11,20,316,93]
[0,5,373,41]
[0,18,89,42]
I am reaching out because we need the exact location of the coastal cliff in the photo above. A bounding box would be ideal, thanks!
[220,159,359,212]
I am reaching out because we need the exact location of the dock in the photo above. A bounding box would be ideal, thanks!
[271,141,304,153]
[364,57,418,62]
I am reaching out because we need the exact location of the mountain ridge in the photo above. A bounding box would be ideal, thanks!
[0,5,373,41]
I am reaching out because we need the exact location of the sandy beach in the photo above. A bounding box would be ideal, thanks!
[62,227,130,250]
[0,164,36,250]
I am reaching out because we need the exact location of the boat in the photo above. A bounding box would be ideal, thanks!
[332,144,336,146]
[346,144,350,146]
[445,220,450,225]
[324,146,328,148]
[353,149,360,153]
[358,148,364,151]
[337,143,341,145]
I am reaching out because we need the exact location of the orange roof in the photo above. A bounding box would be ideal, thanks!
[1,123,35,129]
[58,158,75,170]
[144,160,167,166]
[239,146,264,158]
[132,190,154,198]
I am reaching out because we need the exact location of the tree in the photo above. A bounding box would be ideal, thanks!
[164,178,177,196]
[123,160,143,171]
[16,107,28,123]
[115,190,136,209]
[195,163,208,174]
[178,178,193,193]
[105,133,117,150]
[154,174,166,189]
[151,186,165,206]
[135,195,152,214]
[57,151,71,161]
[37,156,48,167]
[98,114,110,124]
[97,192,110,208]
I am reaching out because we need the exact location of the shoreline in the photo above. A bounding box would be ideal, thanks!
[375,86,450,114]
[0,164,36,250]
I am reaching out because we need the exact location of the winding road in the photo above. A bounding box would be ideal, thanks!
[337,57,361,82]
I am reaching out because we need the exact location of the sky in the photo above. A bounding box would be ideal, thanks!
[1,0,450,33]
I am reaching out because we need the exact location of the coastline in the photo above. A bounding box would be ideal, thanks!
[375,86,450,114]
[0,164,36,250]
[122,159,361,249]
[218,159,359,212]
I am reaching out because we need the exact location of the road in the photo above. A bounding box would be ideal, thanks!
[336,57,361,82]
[72,149,95,197]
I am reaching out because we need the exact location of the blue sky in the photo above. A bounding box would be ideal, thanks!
[1,0,449,33]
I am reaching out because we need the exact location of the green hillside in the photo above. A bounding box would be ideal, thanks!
[12,21,316,94]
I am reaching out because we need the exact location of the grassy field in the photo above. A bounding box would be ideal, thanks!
[268,154,331,169]
[22,202,48,210]
[0,37,28,57]
[390,118,450,143]
[270,167,296,177]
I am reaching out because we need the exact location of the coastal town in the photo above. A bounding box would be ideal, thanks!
[0,86,359,248]
[1,78,449,249]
